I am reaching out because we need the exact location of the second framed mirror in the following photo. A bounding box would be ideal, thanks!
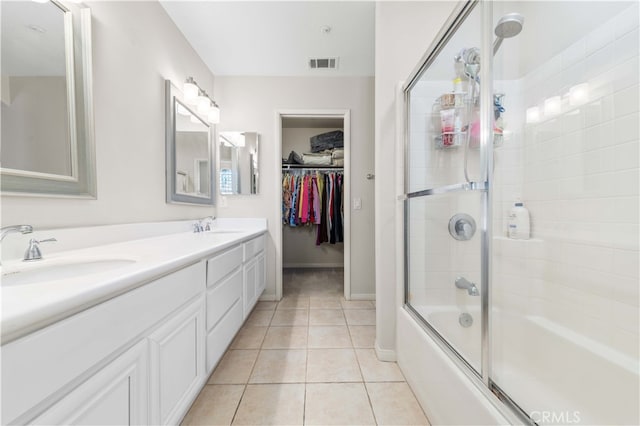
[219,131,259,195]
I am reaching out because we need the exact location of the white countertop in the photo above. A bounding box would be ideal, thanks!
[1,221,267,344]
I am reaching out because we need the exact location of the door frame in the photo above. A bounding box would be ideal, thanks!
[274,109,351,301]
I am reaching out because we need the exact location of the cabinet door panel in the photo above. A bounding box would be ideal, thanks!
[256,253,266,296]
[206,268,242,330]
[32,340,148,425]
[243,259,257,318]
[149,297,205,425]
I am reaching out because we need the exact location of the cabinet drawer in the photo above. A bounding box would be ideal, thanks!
[206,268,242,331]
[243,234,265,261]
[206,299,243,373]
[207,245,243,287]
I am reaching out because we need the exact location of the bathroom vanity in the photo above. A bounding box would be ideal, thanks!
[0,220,266,425]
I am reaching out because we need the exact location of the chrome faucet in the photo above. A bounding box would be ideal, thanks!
[193,216,216,233]
[455,276,480,296]
[23,238,57,262]
[1,224,33,242]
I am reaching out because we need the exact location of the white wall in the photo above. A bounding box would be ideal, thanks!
[1,1,216,229]
[213,76,375,300]
[374,1,457,354]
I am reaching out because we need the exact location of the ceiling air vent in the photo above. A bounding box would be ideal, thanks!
[309,57,339,70]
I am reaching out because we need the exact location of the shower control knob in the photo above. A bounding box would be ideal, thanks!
[448,213,476,241]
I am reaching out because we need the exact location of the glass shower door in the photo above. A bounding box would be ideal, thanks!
[404,2,486,374]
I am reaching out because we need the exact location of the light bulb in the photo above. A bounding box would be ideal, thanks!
[183,81,198,104]
[544,96,561,116]
[208,104,220,124]
[569,83,589,106]
[526,106,540,124]
[197,96,210,115]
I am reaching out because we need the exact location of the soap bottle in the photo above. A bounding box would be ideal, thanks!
[507,199,530,239]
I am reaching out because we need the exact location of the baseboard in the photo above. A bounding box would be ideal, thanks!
[375,340,397,362]
[349,293,375,301]
[258,294,278,301]
[283,263,344,268]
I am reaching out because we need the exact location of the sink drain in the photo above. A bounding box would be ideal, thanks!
[459,312,473,328]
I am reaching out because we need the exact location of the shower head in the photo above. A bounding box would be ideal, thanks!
[493,13,524,55]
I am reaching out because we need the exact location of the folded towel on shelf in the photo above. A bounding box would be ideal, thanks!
[331,148,344,159]
[283,150,304,165]
[332,158,344,167]
[302,153,332,166]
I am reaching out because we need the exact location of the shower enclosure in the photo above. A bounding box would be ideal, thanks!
[401,1,639,424]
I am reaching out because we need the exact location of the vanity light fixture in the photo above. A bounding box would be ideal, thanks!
[182,77,220,124]
[569,83,589,106]
[543,96,561,117]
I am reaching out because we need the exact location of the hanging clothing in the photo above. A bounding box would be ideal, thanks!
[282,169,344,245]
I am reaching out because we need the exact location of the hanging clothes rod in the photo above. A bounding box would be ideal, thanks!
[282,165,343,171]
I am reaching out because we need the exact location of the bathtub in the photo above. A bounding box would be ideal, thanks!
[400,305,640,425]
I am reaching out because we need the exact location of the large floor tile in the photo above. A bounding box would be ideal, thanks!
[306,349,362,382]
[232,384,304,425]
[277,296,310,310]
[349,325,376,348]
[262,326,308,349]
[308,326,352,348]
[230,326,267,349]
[181,385,244,426]
[344,309,376,326]
[254,301,278,311]
[308,309,346,326]
[355,349,405,382]
[271,309,309,326]
[208,350,258,384]
[244,310,274,327]
[309,296,342,309]
[341,300,375,310]
[366,382,430,425]
[304,383,375,425]
[249,349,307,383]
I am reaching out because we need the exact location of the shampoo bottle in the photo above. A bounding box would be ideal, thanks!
[507,200,530,239]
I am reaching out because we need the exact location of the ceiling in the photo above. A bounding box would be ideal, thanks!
[159,1,375,77]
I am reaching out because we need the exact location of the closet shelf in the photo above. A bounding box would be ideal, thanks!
[282,164,343,171]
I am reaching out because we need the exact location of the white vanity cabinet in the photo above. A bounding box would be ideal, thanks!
[31,340,149,425]
[1,263,205,425]
[242,235,266,318]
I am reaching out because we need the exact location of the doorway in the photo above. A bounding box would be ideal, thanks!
[274,110,351,301]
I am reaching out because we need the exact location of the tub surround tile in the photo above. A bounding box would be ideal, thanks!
[308,309,346,326]
[271,309,309,326]
[208,350,258,384]
[262,326,308,349]
[231,326,267,349]
[304,383,376,425]
[306,349,362,383]
[181,385,244,426]
[232,384,304,425]
[344,309,376,326]
[356,349,405,382]
[249,349,307,383]
[366,382,430,425]
[308,326,353,348]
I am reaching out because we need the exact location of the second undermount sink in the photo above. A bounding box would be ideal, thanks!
[1,258,137,287]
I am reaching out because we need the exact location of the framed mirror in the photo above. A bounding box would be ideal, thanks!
[219,131,259,195]
[0,1,96,197]
[165,80,215,205]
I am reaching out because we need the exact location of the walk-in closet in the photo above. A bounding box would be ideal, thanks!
[280,115,348,298]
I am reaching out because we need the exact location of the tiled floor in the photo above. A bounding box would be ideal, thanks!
[182,269,429,426]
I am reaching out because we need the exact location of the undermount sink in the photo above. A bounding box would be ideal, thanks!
[1,258,137,287]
